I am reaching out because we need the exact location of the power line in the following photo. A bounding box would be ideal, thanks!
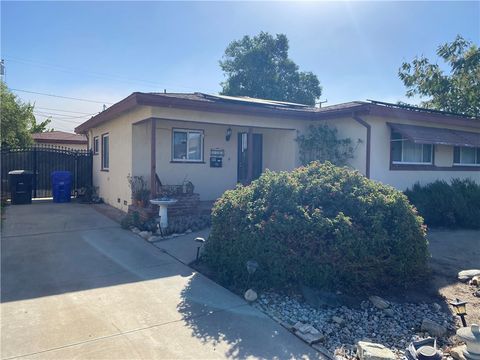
[35,106,96,115]
[4,56,218,93]
[33,112,89,124]
[33,110,96,119]
[10,87,114,105]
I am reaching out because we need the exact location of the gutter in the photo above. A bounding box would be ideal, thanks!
[352,114,371,179]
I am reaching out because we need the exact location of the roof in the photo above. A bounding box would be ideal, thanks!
[32,131,87,144]
[74,92,480,133]
[388,122,480,148]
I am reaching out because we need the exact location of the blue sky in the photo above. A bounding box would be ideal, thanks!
[1,1,479,132]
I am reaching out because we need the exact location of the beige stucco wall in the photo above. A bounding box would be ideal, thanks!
[365,115,480,190]
[90,105,305,211]
[87,103,479,211]
[132,119,297,201]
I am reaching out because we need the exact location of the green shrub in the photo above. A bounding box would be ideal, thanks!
[203,161,428,294]
[405,178,480,229]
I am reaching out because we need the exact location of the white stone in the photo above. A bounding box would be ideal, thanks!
[138,231,152,239]
[147,236,161,242]
[244,289,258,302]
[450,345,467,360]
[332,316,345,325]
[470,276,480,286]
[458,270,480,281]
[131,227,140,234]
[357,341,395,360]
[421,318,447,337]
[456,324,480,360]
[295,330,324,345]
[369,296,389,310]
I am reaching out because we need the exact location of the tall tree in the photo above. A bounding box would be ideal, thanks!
[399,35,480,117]
[0,81,52,147]
[220,32,322,106]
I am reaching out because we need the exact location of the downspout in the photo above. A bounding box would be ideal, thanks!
[352,114,371,179]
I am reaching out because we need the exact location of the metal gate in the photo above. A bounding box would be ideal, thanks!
[1,145,92,198]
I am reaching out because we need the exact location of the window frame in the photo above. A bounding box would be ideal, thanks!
[453,146,480,167]
[101,133,109,171]
[390,131,433,165]
[171,128,204,163]
[93,136,99,155]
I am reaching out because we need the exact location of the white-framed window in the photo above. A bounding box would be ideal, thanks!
[93,136,99,155]
[172,129,203,162]
[101,133,109,170]
[391,131,433,165]
[454,146,480,166]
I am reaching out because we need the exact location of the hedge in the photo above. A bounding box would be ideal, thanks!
[203,162,428,294]
[405,178,480,229]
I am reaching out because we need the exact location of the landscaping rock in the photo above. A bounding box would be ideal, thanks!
[147,235,161,242]
[449,345,467,360]
[421,318,447,337]
[470,275,480,286]
[458,270,480,281]
[369,296,389,310]
[138,231,152,240]
[332,316,344,325]
[244,289,258,302]
[356,341,395,360]
[131,227,141,234]
[433,303,442,312]
[295,329,324,345]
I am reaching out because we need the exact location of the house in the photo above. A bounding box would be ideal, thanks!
[75,92,480,212]
[32,131,88,150]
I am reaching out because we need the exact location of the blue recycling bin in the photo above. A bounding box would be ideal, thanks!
[51,171,72,203]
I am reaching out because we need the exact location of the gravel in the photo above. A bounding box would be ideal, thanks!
[254,292,456,358]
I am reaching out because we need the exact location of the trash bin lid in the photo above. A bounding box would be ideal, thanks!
[8,170,33,175]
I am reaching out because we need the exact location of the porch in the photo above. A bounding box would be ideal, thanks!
[131,117,298,204]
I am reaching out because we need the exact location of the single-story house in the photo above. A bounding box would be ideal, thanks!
[32,131,88,150]
[75,92,480,212]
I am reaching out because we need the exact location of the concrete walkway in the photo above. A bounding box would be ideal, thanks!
[151,228,211,265]
[1,202,320,359]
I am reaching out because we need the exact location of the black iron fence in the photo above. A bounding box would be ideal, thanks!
[1,145,93,198]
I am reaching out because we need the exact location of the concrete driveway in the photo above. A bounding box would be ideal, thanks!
[1,202,320,360]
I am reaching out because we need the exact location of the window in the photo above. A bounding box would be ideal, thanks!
[391,131,433,164]
[454,146,480,166]
[101,134,109,170]
[172,129,203,162]
[93,136,99,155]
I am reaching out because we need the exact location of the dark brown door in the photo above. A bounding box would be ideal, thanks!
[237,132,263,184]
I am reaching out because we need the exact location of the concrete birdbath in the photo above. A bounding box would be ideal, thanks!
[150,197,178,229]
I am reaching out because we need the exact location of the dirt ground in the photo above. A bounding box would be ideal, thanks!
[428,228,480,324]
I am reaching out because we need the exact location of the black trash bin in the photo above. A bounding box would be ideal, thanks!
[8,170,33,205]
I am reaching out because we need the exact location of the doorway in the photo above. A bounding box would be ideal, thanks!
[237,132,263,184]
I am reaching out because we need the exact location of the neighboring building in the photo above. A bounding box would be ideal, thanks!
[75,92,480,212]
[32,131,88,150]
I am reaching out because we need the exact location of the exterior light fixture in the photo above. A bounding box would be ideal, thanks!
[225,127,232,141]
[450,298,468,327]
[195,237,205,262]
[246,260,259,275]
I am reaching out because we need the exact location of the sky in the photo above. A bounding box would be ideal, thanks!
[1,1,479,133]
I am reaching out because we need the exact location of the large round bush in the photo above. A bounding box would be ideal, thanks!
[203,161,428,294]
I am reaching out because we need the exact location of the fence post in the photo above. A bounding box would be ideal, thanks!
[33,146,37,198]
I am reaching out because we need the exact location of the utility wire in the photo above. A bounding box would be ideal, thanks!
[33,112,90,124]
[10,87,114,105]
[34,106,96,115]
[33,110,96,119]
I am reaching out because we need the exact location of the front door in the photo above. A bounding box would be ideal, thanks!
[237,132,263,184]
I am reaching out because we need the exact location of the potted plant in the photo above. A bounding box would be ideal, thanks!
[128,175,149,207]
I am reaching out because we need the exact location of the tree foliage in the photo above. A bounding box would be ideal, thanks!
[399,35,480,117]
[220,32,322,106]
[0,81,52,148]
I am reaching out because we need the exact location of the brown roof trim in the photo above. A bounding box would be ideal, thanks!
[75,92,480,133]
[368,104,480,129]
[34,138,87,145]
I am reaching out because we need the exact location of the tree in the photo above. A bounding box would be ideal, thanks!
[219,32,322,106]
[399,35,480,117]
[0,81,52,148]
